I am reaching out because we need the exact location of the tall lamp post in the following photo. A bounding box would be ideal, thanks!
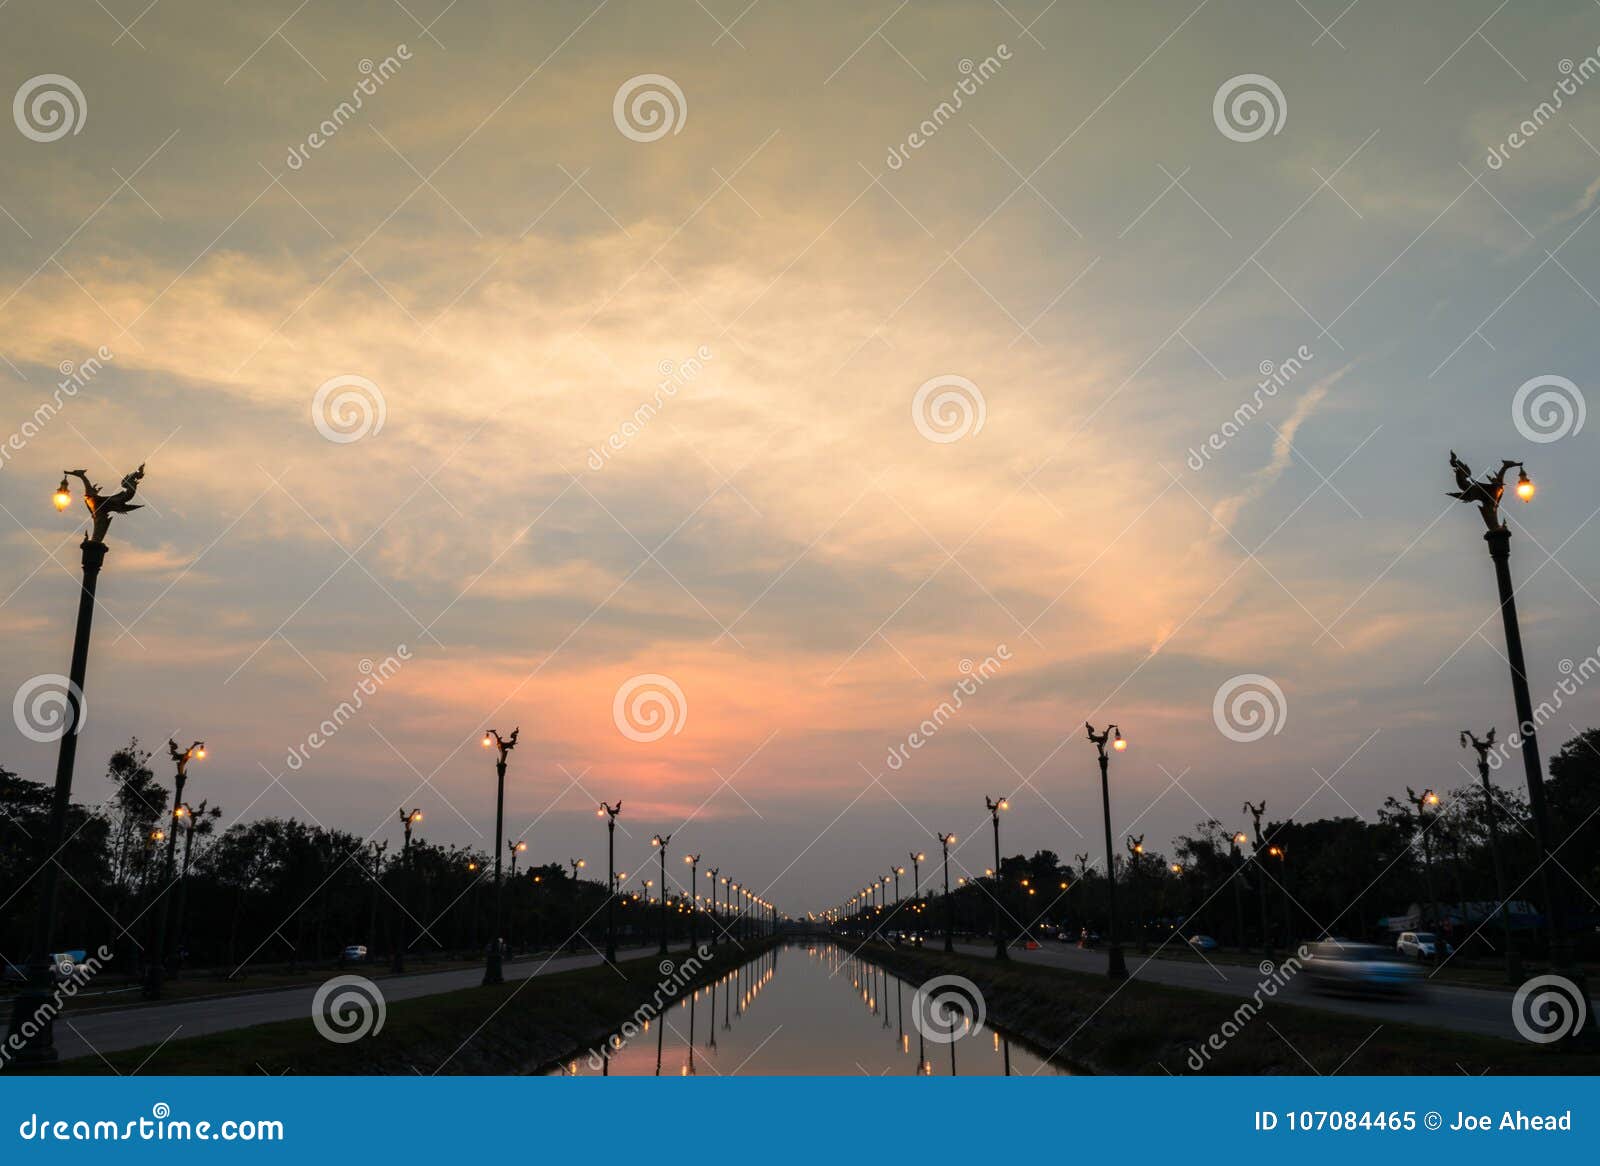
[9,465,147,1060]
[1447,453,1580,984]
[480,727,519,985]
[985,797,1011,961]
[1125,834,1146,955]
[507,840,527,953]
[1461,728,1521,982]
[144,737,205,999]
[1087,723,1128,979]
[1407,786,1441,930]
[1243,800,1272,955]
[171,797,219,976]
[936,832,957,952]
[705,867,720,946]
[598,802,622,963]
[684,853,701,949]
[1228,830,1249,952]
[651,833,672,954]
[566,858,586,952]
[909,851,925,902]
[393,807,423,972]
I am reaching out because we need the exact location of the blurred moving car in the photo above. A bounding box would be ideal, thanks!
[1187,934,1219,952]
[341,944,369,962]
[1303,941,1423,996]
[1395,931,1449,961]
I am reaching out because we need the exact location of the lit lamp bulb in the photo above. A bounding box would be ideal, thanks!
[997,798,1009,811]
[1112,729,1127,752]
[1516,468,1535,502]
[194,745,206,760]
[515,841,526,853]
[52,477,71,512]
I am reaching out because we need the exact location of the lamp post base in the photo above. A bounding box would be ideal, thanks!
[482,946,504,986]
[1105,944,1127,980]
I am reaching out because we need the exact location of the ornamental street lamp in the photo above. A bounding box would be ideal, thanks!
[651,833,672,954]
[480,728,519,985]
[1461,728,1521,982]
[144,737,205,999]
[171,797,219,977]
[9,465,147,1060]
[1087,723,1128,979]
[909,851,925,902]
[706,867,721,946]
[1407,786,1442,930]
[393,808,423,973]
[599,802,622,963]
[1125,834,1147,955]
[936,832,957,952]
[985,796,1010,960]
[1243,801,1272,956]
[568,858,586,952]
[507,840,528,954]
[684,853,701,948]
[1447,453,1582,1000]
[1227,831,1248,951]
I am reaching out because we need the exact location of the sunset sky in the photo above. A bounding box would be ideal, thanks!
[4,0,1600,916]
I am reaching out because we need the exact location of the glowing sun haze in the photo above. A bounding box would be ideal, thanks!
[4,0,1600,911]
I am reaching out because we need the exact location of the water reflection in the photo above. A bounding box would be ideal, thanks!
[548,941,1068,1076]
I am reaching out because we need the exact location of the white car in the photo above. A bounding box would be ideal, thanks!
[1395,931,1446,961]
[341,944,369,962]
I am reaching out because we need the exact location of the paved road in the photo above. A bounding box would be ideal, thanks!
[49,943,696,1063]
[951,940,1546,1042]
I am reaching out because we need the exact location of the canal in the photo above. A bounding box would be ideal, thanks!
[548,941,1069,1076]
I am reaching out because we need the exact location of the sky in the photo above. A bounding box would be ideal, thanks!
[3,0,1600,919]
